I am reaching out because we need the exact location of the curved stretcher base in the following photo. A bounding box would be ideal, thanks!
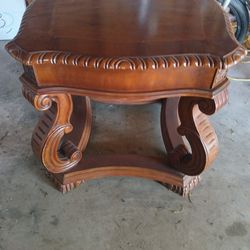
[48,155,201,196]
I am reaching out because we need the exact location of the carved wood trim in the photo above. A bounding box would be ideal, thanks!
[166,88,229,176]
[5,4,246,72]
[160,176,201,197]
[37,94,81,173]
[26,53,226,70]
[6,41,246,71]
[22,81,92,173]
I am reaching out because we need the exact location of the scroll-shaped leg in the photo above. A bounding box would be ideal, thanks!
[62,96,92,157]
[160,97,200,191]
[162,88,228,176]
[22,79,92,173]
[161,97,184,152]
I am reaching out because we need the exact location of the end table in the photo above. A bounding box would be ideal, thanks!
[6,0,246,196]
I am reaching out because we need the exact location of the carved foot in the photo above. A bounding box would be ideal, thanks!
[159,175,201,197]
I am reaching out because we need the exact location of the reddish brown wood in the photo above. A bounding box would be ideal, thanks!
[7,0,246,68]
[5,0,246,196]
[160,88,228,176]
[161,97,184,152]
[6,0,246,96]
[20,74,230,105]
[22,76,92,173]
[50,155,201,196]
[162,89,229,176]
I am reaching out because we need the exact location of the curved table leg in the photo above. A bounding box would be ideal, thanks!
[161,97,184,152]
[22,78,92,174]
[62,95,92,155]
[160,97,201,190]
[161,89,228,176]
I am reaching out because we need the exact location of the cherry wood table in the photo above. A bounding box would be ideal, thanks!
[6,0,246,196]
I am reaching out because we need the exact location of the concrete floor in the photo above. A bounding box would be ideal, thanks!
[0,40,250,250]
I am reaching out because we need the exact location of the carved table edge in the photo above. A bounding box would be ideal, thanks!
[5,0,247,71]
[6,40,247,71]
[5,42,247,71]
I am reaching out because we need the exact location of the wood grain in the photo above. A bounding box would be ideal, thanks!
[165,89,229,176]
[5,0,245,195]
[50,154,201,196]
[22,77,92,173]
[6,0,246,69]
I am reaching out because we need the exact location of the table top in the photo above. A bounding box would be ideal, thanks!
[6,0,246,70]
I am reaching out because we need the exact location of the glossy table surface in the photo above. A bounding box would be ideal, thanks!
[7,0,245,68]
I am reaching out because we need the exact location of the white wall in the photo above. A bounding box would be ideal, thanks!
[0,0,26,40]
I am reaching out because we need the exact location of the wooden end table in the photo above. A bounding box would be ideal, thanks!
[6,0,246,196]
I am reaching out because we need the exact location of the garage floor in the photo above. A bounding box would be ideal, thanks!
[0,41,250,250]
